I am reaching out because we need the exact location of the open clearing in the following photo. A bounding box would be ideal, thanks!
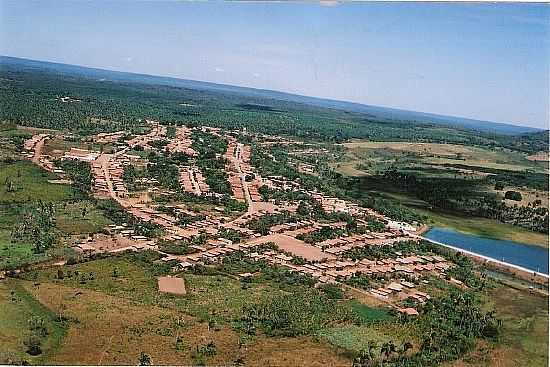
[157,276,186,295]
[20,280,240,365]
[247,233,336,261]
[342,141,547,173]
[0,161,74,203]
[56,201,113,234]
[527,151,549,162]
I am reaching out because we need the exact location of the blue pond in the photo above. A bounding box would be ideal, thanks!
[424,227,549,275]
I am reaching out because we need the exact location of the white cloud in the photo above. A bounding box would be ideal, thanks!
[125,56,133,62]
[319,1,340,7]
[214,67,224,72]
[252,72,260,78]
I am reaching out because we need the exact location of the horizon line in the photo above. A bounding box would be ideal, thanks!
[1,54,545,132]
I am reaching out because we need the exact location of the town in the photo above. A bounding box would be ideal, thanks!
[20,120,468,317]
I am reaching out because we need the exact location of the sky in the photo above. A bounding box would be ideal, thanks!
[1,1,549,129]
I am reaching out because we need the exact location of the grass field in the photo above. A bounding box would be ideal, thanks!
[9,258,354,366]
[0,280,67,364]
[0,205,75,270]
[0,230,44,270]
[55,201,112,235]
[446,284,548,367]
[348,300,392,323]
[0,161,77,270]
[342,141,548,173]
[21,254,282,323]
[22,256,161,303]
[41,137,114,157]
[20,280,241,365]
[172,273,279,322]
[491,286,549,367]
[17,279,350,366]
[0,161,118,270]
[0,161,75,203]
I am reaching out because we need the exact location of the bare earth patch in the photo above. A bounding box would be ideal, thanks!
[247,234,335,261]
[527,151,549,162]
[74,234,139,253]
[244,336,350,367]
[158,276,186,295]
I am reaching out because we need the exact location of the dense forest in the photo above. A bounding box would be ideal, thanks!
[1,60,548,153]
[1,58,548,235]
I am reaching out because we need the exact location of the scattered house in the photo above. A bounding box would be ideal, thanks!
[64,148,99,162]
[399,307,419,316]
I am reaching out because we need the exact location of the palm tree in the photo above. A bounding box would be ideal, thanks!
[380,342,391,360]
[366,341,378,360]
[401,341,413,356]
[138,352,151,366]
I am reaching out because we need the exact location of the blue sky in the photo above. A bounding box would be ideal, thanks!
[1,1,548,128]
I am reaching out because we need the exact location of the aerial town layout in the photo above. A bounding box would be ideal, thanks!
[20,120,467,318]
[2,56,547,366]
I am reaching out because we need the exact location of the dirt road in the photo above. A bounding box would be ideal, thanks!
[32,135,47,164]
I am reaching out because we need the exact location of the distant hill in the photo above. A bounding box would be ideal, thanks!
[0,55,542,135]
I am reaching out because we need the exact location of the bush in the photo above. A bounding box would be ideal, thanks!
[318,284,345,299]
[138,352,152,366]
[241,291,351,336]
[28,316,48,337]
[504,190,522,201]
[24,335,42,356]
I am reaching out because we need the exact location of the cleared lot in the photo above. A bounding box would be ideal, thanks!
[157,276,186,295]
[247,234,335,261]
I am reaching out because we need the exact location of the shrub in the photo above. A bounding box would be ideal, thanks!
[24,335,42,356]
[504,190,522,201]
[318,284,345,299]
[241,291,351,336]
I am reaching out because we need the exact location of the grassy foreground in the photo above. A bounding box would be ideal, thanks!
[1,251,547,365]
[0,280,67,364]
[446,284,548,367]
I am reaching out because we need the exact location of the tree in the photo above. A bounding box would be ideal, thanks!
[5,179,15,192]
[138,352,152,366]
[297,201,309,217]
[504,190,522,201]
[24,335,42,356]
[175,336,184,351]
[28,316,48,337]
[11,201,56,254]
[318,284,344,299]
